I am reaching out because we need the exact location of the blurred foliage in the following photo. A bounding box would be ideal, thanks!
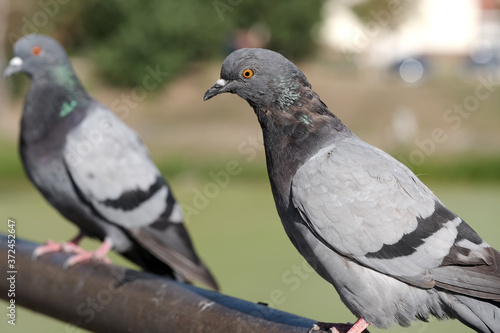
[405,155,500,183]
[1,139,499,183]
[350,0,417,29]
[228,0,324,59]
[41,0,326,87]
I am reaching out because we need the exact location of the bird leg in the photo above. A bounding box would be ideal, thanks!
[61,233,87,253]
[32,233,87,259]
[347,319,370,333]
[309,318,370,333]
[63,238,113,268]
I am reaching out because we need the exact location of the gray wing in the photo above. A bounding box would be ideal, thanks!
[63,105,219,289]
[292,137,500,297]
[64,105,173,229]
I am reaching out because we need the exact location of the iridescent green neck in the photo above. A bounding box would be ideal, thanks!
[51,64,82,118]
[59,100,78,117]
[276,76,301,111]
[54,64,77,91]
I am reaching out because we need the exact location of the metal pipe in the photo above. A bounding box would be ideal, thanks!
[0,234,315,332]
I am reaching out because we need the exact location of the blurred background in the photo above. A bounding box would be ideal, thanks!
[0,0,499,332]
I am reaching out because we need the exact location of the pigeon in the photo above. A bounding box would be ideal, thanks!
[204,48,500,332]
[4,34,218,290]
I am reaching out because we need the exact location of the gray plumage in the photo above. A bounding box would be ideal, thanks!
[204,48,500,332]
[5,34,218,290]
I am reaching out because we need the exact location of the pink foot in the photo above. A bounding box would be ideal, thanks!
[309,319,370,333]
[32,240,64,259]
[32,235,87,259]
[61,241,87,254]
[63,238,113,268]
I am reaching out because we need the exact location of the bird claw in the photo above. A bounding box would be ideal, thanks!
[62,238,113,268]
[309,322,350,333]
[309,320,370,333]
[32,240,85,259]
[33,238,112,268]
[32,240,62,260]
[63,251,112,268]
[32,238,88,260]
[61,242,87,254]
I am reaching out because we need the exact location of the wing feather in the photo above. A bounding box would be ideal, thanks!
[292,137,499,294]
[64,105,167,229]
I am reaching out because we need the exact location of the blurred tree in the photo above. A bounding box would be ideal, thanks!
[226,0,325,59]
[350,0,417,29]
[51,0,325,87]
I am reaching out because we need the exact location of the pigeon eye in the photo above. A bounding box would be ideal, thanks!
[32,46,42,56]
[242,69,254,78]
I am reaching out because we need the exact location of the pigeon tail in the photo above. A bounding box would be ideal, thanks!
[442,293,500,333]
[126,228,219,290]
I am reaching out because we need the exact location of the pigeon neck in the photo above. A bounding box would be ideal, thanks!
[254,91,348,212]
[21,69,90,143]
[50,63,87,98]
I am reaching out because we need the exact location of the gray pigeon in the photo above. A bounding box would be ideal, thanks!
[204,48,500,332]
[4,34,218,290]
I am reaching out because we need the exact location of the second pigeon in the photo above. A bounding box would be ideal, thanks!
[4,34,218,290]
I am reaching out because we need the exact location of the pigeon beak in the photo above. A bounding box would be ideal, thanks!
[203,78,229,101]
[4,57,24,78]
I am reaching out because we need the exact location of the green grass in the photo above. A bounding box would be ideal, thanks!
[0,176,499,333]
[0,141,24,181]
[396,154,500,183]
[1,143,500,184]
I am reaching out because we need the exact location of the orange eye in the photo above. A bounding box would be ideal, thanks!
[32,46,42,55]
[242,69,254,78]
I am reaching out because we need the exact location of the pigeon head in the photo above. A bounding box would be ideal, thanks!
[204,48,311,111]
[4,34,74,82]
[204,48,345,141]
[5,35,90,140]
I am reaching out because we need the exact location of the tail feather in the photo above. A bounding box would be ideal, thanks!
[433,239,500,331]
[121,243,177,277]
[440,293,500,333]
[434,246,500,300]
[127,227,219,290]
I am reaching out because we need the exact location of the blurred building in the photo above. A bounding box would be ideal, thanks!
[320,0,500,77]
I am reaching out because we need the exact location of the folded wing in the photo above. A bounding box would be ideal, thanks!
[292,137,500,298]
